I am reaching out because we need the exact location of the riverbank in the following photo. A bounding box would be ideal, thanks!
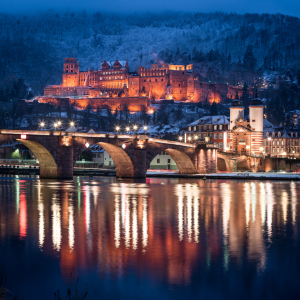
[0,167,299,180]
[146,171,300,180]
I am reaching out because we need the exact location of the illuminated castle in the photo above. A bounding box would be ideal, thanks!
[43,58,225,103]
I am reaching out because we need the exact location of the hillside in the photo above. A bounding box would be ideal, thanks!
[1,11,300,94]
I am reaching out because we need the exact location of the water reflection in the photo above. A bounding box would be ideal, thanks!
[0,178,299,299]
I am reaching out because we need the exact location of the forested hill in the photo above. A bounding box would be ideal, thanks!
[1,11,300,94]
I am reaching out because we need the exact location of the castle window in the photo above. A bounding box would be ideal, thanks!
[161,79,163,81]
[214,125,217,130]
[149,80,151,82]
[179,84,180,87]
[100,77,102,80]
[71,70,73,73]
[66,70,68,73]
[180,90,181,93]
[214,133,217,139]
[219,125,223,130]
[219,133,223,139]
[155,79,157,82]
[144,80,146,82]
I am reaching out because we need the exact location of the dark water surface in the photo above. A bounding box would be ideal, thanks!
[0,176,300,300]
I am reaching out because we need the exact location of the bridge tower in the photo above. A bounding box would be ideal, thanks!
[249,91,264,155]
[229,92,244,130]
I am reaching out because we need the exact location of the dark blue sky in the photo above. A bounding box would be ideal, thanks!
[0,0,299,18]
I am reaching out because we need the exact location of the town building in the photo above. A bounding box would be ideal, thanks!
[89,144,115,168]
[149,151,177,170]
[184,115,230,152]
[263,129,300,157]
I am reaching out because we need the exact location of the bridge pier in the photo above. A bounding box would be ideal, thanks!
[195,145,217,174]
[56,145,74,179]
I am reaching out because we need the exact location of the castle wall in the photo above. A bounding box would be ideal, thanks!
[187,74,195,102]
[139,75,167,100]
[194,81,222,103]
[36,96,148,112]
[128,76,140,97]
[169,70,187,101]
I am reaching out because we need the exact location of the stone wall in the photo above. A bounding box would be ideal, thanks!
[264,157,300,172]
[36,96,148,112]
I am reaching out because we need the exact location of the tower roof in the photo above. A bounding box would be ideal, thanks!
[230,99,244,108]
[250,89,263,106]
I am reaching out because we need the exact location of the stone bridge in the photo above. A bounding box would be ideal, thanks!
[0,130,218,179]
[217,152,264,172]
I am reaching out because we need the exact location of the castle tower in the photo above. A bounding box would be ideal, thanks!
[249,91,264,155]
[62,58,79,87]
[229,91,244,130]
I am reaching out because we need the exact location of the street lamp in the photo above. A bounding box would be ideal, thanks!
[133,125,138,134]
[126,126,130,134]
[194,135,198,141]
[70,121,75,127]
[179,136,183,142]
[57,121,62,127]
[188,136,191,142]
[40,122,45,129]
[116,126,120,134]
[54,123,58,130]
[143,126,148,134]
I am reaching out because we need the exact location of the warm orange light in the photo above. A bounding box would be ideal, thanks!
[21,134,27,140]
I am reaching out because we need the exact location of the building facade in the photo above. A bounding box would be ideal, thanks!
[263,130,300,157]
[184,115,230,151]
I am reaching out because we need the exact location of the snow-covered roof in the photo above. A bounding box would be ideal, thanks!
[264,128,300,138]
[99,60,127,70]
[0,141,21,148]
[90,144,105,153]
[188,115,230,126]
[263,118,274,128]
[66,126,77,132]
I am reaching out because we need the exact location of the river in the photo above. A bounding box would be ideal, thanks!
[0,176,299,299]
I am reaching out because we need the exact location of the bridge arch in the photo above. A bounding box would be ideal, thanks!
[16,139,58,178]
[95,142,134,177]
[148,147,197,174]
[217,157,230,172]
[0,136,58,178]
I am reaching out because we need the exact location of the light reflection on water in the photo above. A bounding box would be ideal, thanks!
[0,177,300,299]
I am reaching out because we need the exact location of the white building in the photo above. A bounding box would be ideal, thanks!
[150,151,177,170]
[184,115,230,151]
[89,144,115,168]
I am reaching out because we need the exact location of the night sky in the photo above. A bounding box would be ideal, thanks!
[0,0,299,18]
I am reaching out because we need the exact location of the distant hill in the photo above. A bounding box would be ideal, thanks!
[1,11,300,93]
